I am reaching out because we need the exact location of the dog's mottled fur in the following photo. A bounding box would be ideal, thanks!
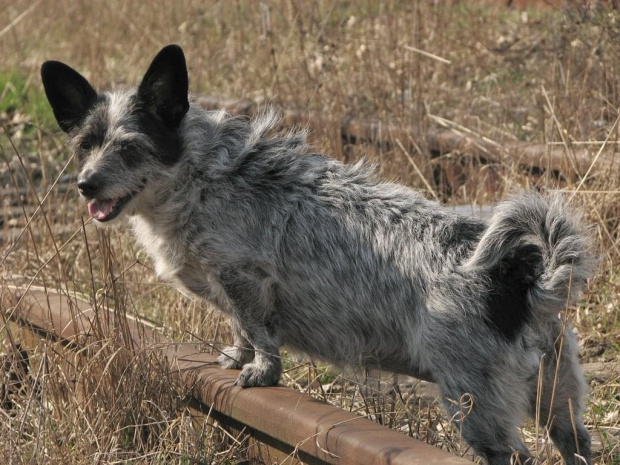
[41,45,595,464]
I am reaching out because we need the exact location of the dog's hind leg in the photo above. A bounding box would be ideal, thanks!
[436,375,532,465]
[549,420,591,465]
[218,318,255,369]
[529,327,592,465]
[219,267,282,388]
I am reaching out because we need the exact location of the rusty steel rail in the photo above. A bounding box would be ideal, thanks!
[2,287,471,465]
[195,95,617,179]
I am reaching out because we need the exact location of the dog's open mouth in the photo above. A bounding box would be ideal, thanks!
[87,193,134,222]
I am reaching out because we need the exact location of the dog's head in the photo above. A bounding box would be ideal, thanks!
[41,45,190,223]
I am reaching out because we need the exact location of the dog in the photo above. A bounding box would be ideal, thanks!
[41,44,595,465]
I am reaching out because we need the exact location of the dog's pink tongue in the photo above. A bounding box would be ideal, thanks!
[88,199,115,221]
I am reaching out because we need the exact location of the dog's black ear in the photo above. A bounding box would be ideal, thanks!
[138,44,189,128]
[41,61,98,133]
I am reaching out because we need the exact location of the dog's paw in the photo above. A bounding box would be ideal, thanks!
[218,346,254,370]
[235,361,281,388]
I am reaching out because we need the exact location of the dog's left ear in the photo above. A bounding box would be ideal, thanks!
[138,44,189,128]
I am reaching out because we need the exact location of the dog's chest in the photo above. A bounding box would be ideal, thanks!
[130,216,184,279]
[129,216,231,309]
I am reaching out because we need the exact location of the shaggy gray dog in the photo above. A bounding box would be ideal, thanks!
[41,45,595,465]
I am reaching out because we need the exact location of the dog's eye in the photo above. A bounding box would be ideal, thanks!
[119,141,135,153]
[79,140,93,151]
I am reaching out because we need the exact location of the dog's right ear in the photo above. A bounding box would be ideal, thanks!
[41,61,98,133]
[137,44,189,128]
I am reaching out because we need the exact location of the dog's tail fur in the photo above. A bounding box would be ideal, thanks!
[463,191,595,318]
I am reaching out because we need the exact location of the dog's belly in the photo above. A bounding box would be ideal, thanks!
[281,324,433,381]
[274,283,430,379]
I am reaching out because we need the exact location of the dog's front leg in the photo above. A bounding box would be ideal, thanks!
[219,267,282,388]
[232,317,281,388]
[217,317,255,369]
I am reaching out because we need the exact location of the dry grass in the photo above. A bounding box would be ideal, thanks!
[1,1,619,464]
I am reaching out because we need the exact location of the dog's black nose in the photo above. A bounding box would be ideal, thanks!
[77,176,101,198]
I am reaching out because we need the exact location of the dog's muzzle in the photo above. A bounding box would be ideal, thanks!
[78,174,137,222]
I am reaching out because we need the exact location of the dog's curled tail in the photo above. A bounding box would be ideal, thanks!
[463,191,595,317]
